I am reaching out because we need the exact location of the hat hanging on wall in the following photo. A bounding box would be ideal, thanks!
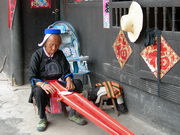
[120,1,143,43]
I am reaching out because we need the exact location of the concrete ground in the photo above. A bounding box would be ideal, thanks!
[0,73,168,135]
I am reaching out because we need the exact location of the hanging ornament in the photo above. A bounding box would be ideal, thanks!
[112,29,133,68]
[140,36,180,78]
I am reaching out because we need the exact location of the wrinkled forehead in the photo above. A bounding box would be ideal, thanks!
[45,34,62,44]
[48,34,61,40]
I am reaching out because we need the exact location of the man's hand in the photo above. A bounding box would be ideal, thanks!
[66,77,75,90]
[36,82,56,94]
[41,83,56,94]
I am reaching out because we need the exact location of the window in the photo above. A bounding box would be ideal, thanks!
[111,2,180,31]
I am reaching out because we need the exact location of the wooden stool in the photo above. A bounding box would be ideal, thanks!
[99,95,119,116]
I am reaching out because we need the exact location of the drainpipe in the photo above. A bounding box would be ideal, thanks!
[10,0,23,86]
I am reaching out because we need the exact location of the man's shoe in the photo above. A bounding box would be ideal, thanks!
[68,115,87,125]
[36,119,48,132]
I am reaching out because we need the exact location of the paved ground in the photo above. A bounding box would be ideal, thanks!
[0,73,168,135]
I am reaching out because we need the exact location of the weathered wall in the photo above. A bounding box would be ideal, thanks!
[60,1,114,81]
[0,0,11,78]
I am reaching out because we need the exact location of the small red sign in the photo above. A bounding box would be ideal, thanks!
[113,30,133,68]
[8,0,17,28]
[30,0,51,8]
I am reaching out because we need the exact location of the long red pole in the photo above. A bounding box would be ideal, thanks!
[48,80,135,135]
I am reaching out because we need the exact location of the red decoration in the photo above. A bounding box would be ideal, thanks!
[8,0,17,28]
[113,29,133,68]
[46,80,135,135]
[140,36,180,78]
[30,0,51,8]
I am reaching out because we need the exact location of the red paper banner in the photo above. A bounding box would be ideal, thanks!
[113,29,133,68]
[30,0,51,8]
[140,36,180,78]
[8,0,17,28]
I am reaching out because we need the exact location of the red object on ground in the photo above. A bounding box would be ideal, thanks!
[47,80,135,135]
[45,91,62,114]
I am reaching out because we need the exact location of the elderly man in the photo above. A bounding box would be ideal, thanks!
[28,29,87,132]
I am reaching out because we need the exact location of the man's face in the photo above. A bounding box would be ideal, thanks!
[44,34,61,55]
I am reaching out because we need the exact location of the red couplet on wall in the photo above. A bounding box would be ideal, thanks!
[8,0,17,28]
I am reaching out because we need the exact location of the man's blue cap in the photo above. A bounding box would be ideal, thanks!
[44,29,61,34]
